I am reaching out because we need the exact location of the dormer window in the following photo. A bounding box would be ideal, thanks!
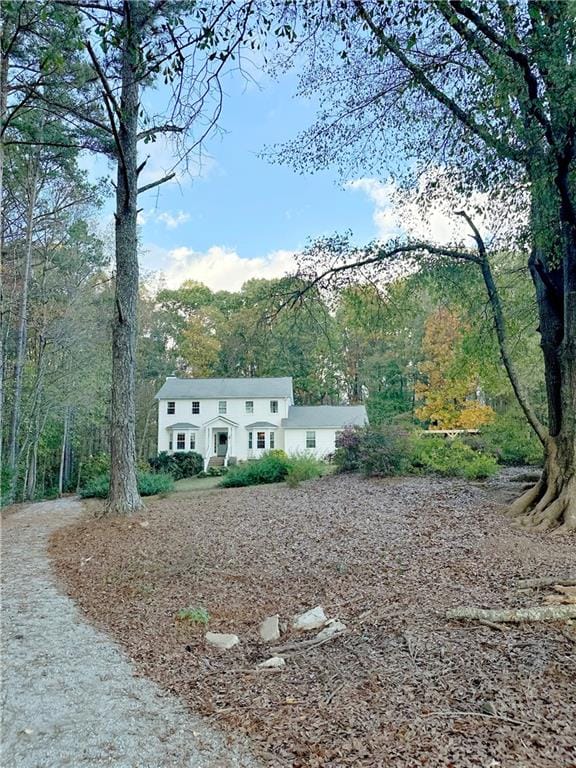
[218,400,227,414]
[270,400,278,414]
[167,401,175,415]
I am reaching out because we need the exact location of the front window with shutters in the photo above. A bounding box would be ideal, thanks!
[176,433,186,450]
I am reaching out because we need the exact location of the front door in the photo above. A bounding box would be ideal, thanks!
[216,431,228,457]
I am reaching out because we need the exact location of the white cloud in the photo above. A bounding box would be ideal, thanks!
[346,174,492,246]
[157,245,297,292]
[137,209,191,229]
[156,210,190,229]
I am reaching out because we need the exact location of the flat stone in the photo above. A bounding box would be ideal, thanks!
[257,656,286,669]
[292,605,327,632]
[205,632,239,650]
[259,615,280,643]
[314,618,347,642]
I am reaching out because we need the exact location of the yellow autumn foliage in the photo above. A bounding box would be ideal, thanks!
[415,307,495,429]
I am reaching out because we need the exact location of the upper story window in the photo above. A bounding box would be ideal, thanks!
[218,400,227,414]
[245,400,254,414]
[192,401,200,415]
[306,431,316,449]
[270,400,278,414]
[167,401,175,415]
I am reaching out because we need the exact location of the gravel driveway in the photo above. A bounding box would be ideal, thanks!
[1,498,259,768]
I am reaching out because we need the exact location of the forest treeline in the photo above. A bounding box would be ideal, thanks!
[1,134,544,503]
[1,1,574,527]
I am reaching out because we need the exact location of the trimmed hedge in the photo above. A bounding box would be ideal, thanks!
[79,471,174,499]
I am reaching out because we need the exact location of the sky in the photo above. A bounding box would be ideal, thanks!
[89,56,476,293]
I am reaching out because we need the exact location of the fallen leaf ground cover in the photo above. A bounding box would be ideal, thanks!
[49,474,576,767]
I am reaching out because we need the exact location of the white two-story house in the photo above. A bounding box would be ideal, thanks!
[155,376,367,469]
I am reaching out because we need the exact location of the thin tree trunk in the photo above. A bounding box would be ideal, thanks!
[104,1,144,514]
[58,407,69,497]
[8,156,38,498]
[139,400,154,460]
[0,22,8,505]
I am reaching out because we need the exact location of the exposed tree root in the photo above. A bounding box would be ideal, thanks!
[506,442,576,531]
[447,605,576,623]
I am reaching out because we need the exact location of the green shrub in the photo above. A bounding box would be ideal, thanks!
[220,451,291,488]
[148,451,203,480]
[207,465,228,477]
[137,471,174,496]
[80,471,174,498]
[473,413,543,466]
[409,435,498,479]
[82,453,111,484]
[285,454,325,487]
[79,474,110,499]
[358,427,410,477]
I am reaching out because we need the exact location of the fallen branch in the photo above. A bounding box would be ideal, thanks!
[269,630,346,656]
[478,619,508,632]
[516,576,576,589]
[447,605,576,623]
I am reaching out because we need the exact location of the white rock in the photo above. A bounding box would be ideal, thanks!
[257,656,286,669]
[292,605,327,631]
[205,632,239,650]
[259,615,280,643]
[314,619,347,642]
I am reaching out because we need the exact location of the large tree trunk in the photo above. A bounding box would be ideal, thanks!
[104,1,144,515]
[509,181,576,531]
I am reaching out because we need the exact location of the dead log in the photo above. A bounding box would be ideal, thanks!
[269,630,346,656]
[516,576,576,589]
[447,605,576,623]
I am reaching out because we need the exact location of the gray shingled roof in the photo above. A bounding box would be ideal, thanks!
[165,423,199,430]
[155,376,293,400]
[281,405,368,429]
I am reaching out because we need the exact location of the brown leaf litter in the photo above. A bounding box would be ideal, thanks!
[49,474,576,767]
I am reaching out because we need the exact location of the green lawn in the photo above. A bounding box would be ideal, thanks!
[173,476,222,492]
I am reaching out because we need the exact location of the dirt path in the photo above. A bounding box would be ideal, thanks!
[1,498,259,768]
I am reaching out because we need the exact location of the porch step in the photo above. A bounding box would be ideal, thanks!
[208,457,225,468]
